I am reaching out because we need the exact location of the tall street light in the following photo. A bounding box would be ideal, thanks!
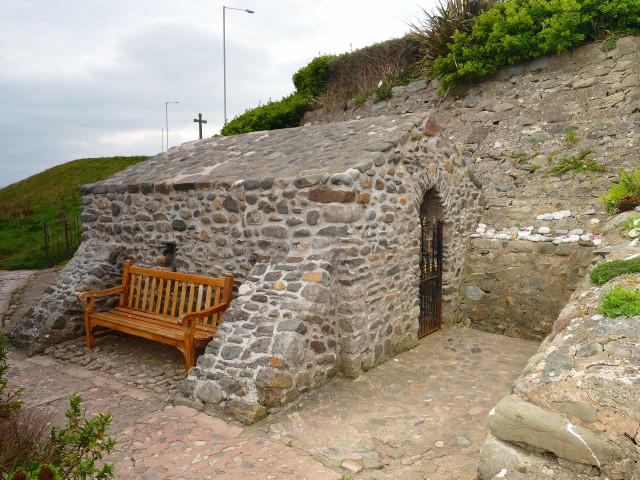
[223,6,254,126]
[165,101,179,151]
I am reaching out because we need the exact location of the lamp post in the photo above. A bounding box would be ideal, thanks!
[161,129,165,152]
[165,101,179,150]
[223,6,254,126]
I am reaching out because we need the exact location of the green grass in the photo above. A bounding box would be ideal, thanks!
[591,258,640,285]
[550,149,605,174]
[598,285,640,318]
[0,156,148,270]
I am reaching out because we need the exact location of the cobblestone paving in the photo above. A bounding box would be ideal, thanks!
[2,269,539,479]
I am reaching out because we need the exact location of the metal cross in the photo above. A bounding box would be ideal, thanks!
[193,113,208,139]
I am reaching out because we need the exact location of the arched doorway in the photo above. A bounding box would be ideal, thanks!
[419,189,444,338]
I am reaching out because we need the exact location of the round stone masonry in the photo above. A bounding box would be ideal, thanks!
[11,112,481,422]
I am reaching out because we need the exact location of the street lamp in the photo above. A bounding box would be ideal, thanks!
[165,101,179,150]
[161,129,165,152]
[223,6,254,126]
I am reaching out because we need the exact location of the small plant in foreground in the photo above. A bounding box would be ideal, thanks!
[598,285,640,318]
[1,335,116,479]
[564,126,581,144]
[551,150,605,174]
[591,258,640,285]
[601,168,640,213]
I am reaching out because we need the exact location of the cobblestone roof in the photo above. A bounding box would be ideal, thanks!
[96,114,425,187]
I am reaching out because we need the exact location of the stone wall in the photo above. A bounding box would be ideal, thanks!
[303,36,640,338]
[10,114,481,421]
[477,211,640,479]
[461,239,594,341]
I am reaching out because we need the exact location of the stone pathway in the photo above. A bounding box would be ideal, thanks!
[0,269,39,327]
[1,269,539,479]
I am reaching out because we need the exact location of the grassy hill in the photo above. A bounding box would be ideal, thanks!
[0,156,149,270]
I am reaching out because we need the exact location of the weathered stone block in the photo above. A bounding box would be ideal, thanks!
[308,188,356,203]
[323,204,363,223]
[489,395,623,467]
[277,320,307,334]
[195,381,224,404]
[262,225,288,238]
[224,399,266,425]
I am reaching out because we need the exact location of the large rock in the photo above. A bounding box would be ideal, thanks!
[488,395,623,467]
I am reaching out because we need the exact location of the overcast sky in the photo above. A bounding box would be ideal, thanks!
[0,0,435,188]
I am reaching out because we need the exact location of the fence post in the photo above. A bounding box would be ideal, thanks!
[43,220,50,267]
[64,218,70,258]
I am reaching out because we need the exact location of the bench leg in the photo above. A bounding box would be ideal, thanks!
[183,342,195,374]
[84,309,95,349]
[85,325,95,349]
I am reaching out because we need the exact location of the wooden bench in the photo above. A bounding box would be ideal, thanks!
[78,260,234,373]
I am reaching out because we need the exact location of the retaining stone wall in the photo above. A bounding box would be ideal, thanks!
[477,211,640,479]
[303,36,640,338]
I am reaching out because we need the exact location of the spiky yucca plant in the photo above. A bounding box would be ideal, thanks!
[409,0,494,64]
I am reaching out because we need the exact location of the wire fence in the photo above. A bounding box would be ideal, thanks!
[43,216,82,267]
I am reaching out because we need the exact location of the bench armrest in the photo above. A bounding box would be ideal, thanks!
[177,302,229,326]
[77,285,126,303]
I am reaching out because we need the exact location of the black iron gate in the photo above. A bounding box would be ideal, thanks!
[43,216,82,267]
[419,215,443,338]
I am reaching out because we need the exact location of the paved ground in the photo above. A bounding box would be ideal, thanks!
[1,269,540,479]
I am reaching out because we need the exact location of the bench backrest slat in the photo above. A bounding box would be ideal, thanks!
[148,277,157,312]
[118,262,232,334]
[179,282,187,315]
[170,279,179,316]
[187,283,196,314]
[155,278,164,314]
[140,276,149,310]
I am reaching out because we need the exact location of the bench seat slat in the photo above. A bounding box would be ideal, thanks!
[90,314,213,349]
[91,310,214,342]
[109,307,221,330]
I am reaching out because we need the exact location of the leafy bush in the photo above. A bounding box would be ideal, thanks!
[591,258,640,285]
[409,0,495,65]
[221,93,309,136]
[430,0,640,89]
[373,83,393,103]
[221,37,420,135]
[598,285,640,318]
[0,335,116,479]
[601,168,640,213]
[292,55,333,98]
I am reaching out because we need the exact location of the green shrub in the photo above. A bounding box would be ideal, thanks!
[221,93,309,136]
[598,285,640,318]
[409,0,495,64]
[601,168,640,213]
[591,258,640,285]
[292,55,333,98]
[430,0,640,89]
[373,84,393,103]
[0,335,116,479]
